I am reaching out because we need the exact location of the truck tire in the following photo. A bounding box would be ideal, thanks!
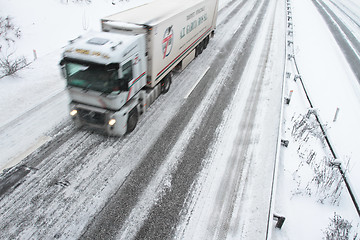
[161,74,171,94]
[203,36,209,49]
[195,42,203,57]
[197,42,204,55]
[126,108,138,133]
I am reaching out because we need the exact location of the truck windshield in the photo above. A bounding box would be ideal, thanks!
[65,62,119,94]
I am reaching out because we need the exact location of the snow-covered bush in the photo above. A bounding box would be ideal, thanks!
[0,16,27,78]
[305,157,343,205]
[291,113,343,205]
[323,213,358,240]
[291,111,324,143]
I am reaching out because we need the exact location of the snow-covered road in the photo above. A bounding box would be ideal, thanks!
[0,0,286,239]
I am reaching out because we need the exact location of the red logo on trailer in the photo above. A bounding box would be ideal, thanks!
[162,26,174,59]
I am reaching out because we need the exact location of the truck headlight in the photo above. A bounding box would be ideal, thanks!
[70,109,78,116]
[108,118,116,126]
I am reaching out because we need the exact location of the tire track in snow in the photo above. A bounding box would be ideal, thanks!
[134,0,272,239]
[217,0,247,27]
[0,130,106,239]
[0,122,78,198]
[174,0,282,237]
[210,4,277,239]
[0,122,135,239]
[330,0,360,29]
[312,0,360,83]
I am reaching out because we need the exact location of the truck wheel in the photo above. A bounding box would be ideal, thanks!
[126,108,138,133]
[203,36,209,49]
[198,42,203,55]
[161,74,171,94]
[195,45,199,58]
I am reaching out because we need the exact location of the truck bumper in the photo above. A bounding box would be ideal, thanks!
[69,102,128,136]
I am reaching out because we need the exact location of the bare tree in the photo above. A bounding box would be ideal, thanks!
[0,16,27,78]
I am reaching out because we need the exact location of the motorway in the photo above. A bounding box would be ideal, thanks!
[312,0,360,83]
[0,0,286,239]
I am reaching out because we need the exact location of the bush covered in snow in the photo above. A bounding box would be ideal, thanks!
[291,113,344,205]
[0,16,27,78]
[323,213,358,240]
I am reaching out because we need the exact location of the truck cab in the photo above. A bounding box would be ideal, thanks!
[60,31,147,135]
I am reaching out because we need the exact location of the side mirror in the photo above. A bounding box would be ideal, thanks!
[60,66,67,79]
[59,59,67,79]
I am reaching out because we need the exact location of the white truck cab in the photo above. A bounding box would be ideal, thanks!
[61,31,148,135]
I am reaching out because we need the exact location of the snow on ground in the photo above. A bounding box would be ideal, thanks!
[0,0,152,60]
[273,0,360,239]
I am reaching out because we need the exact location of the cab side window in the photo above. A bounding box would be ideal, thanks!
[122,60,133,82]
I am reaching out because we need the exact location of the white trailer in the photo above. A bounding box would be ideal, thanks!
[60,0,219,136]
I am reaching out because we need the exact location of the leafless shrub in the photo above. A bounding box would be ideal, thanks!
[305,157,343,205]
[323,213,356,240]
[0,52,27,77]
[0,16,27,78]
[291,113,325,142]
[0,16,21,48]
[290,113,343,204]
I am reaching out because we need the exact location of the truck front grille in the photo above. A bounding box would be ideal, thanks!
[78,109,106,126]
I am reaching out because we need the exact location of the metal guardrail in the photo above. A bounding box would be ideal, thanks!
[265,0,289,238]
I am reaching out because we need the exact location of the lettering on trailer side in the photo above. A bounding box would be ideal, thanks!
[180,6,207,40]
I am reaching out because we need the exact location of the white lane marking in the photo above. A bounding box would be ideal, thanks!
[184,66,210,99]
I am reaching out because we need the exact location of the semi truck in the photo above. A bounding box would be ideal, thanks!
[60,0,219,136]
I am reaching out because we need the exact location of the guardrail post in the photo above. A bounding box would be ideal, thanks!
[281,139,289,147]
[273,214,286,229]
[285,90,293,104]
[293,74,300,82]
